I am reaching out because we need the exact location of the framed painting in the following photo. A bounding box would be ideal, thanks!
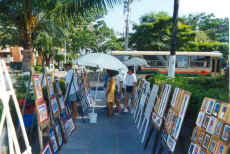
[49,128,59,154]
[200,98,209,112]
[196,112,205,128]
[192,144,201,154]
[55,122,63,147]
[64,118,76,138]
[50,97,60,116]
[198,131,205,145]
[172,116,182,140]
[46,74,55,97]
[171,87,180,108]
[206,116,218,134]
[152,112,162,129]
[57,95,65,111]
[221,124,230,142]
[178,91,191,117]
[206,99,215,115]
[158,84,171,118]
[54,77,62,95]
[36,101,49,126]
[214,121,223,137]
[188,143,195,154]
[208,137,217,153]
[215,141,226,154]
[202,115,210,129]
[32,75,44,102]
[218,103,227,120]
[212,102,221,117]
[166,135,176,152]
[41,143,53,154]
[191,127,199,143]
[202,134,211,149]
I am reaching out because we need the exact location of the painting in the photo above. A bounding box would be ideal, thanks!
[36,102,49,126]
[191,127,199,143]
[64,118,75,138]
[198,131,205,145]
[57,95,65,111]
[202,134,211,149]
[50,97,59,115]
[221,124,230,142]
[152,112,162,128]
[33,75,43,102]
[158,84,171,118]
[206,99,215,115]
[202,115,210,129]
[196,112,205,127]
[171,88,179,108]
[166,135,176,152]
[218,104,227,120]
[49,128,58,153]
[206,116,218,134]
[208,137,217,153]
[55,122,63,147]
[201,98,209,112]
[41,143,53,154]
[214,121,223,137]
[215,141,225,154]
[172,117,182,140]
[213,102,221,116]
[47,75,55,97]
[192,144,201,154]
[179,92,190,117]
[188,143,195,154]
[54,77,62,95]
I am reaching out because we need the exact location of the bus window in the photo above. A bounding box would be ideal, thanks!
[190,56,210,68]
[143,55,168,67]
[176,56,189,68]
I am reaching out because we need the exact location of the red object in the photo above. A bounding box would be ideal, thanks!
[18,98,35,114]
[200,70,207,76]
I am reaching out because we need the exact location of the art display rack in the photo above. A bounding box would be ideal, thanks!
[0,60,32,154]
[188,97,230,154]
[32,72,76,154]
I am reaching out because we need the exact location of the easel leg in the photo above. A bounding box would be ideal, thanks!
[38,125,43,151]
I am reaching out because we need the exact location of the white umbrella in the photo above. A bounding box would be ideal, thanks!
[124,57,148,73]
[75,53,128,72]
[75,53,128,119]
[124,57,148,66]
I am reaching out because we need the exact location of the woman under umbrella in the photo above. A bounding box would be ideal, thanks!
[106,69,118,116]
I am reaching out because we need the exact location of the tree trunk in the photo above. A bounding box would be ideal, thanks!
[168,0,179,78]
[22,49,33,71]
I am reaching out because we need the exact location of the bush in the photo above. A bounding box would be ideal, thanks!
[149,74,228,121]
[34,65,43,72]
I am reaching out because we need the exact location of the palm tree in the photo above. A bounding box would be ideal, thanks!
[0,0,123,71]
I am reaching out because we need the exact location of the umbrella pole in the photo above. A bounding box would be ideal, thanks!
[93,70,100,113]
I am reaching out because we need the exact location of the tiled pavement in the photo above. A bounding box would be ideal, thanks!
[59,108,152,154]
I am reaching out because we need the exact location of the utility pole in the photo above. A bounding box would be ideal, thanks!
[168,0,179,78]
[124,0,130,50]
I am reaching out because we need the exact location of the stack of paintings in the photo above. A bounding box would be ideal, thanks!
[188,97,230,154]
[152,84,172,129]
[162,88,191,152]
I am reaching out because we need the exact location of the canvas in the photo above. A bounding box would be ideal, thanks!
[49,128,59,153]
[202,134,211,149]
[36,102,49,125]
[208,137,217,153]
[206,99,215,115]
[206,116,218,134]
[50,97,59,115]
[33,75,43,102]
[221,124,230,142]
[214,121,223,137]
[196,112,205,127]
[213,102,221,116]
[166,135,176,152]
[198,131,205,145]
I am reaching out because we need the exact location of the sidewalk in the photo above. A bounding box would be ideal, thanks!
[59,90,152,154]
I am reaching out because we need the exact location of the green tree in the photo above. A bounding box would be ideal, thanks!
[129,12,195,51]
[0,0,122,70]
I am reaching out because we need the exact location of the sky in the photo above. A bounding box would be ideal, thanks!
[103,0,230,34]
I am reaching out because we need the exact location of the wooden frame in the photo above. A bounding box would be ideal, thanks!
[32,75,44,102]
[35,101,49,126]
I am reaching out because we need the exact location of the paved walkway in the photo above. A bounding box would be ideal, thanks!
[59,104,152,154]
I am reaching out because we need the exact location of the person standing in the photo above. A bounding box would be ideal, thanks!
[106,70,116,117]
[123,67,137,113]
[65,63,80,119]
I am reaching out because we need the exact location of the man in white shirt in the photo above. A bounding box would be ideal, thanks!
[123,67,137,112]
[65,63,80,119]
